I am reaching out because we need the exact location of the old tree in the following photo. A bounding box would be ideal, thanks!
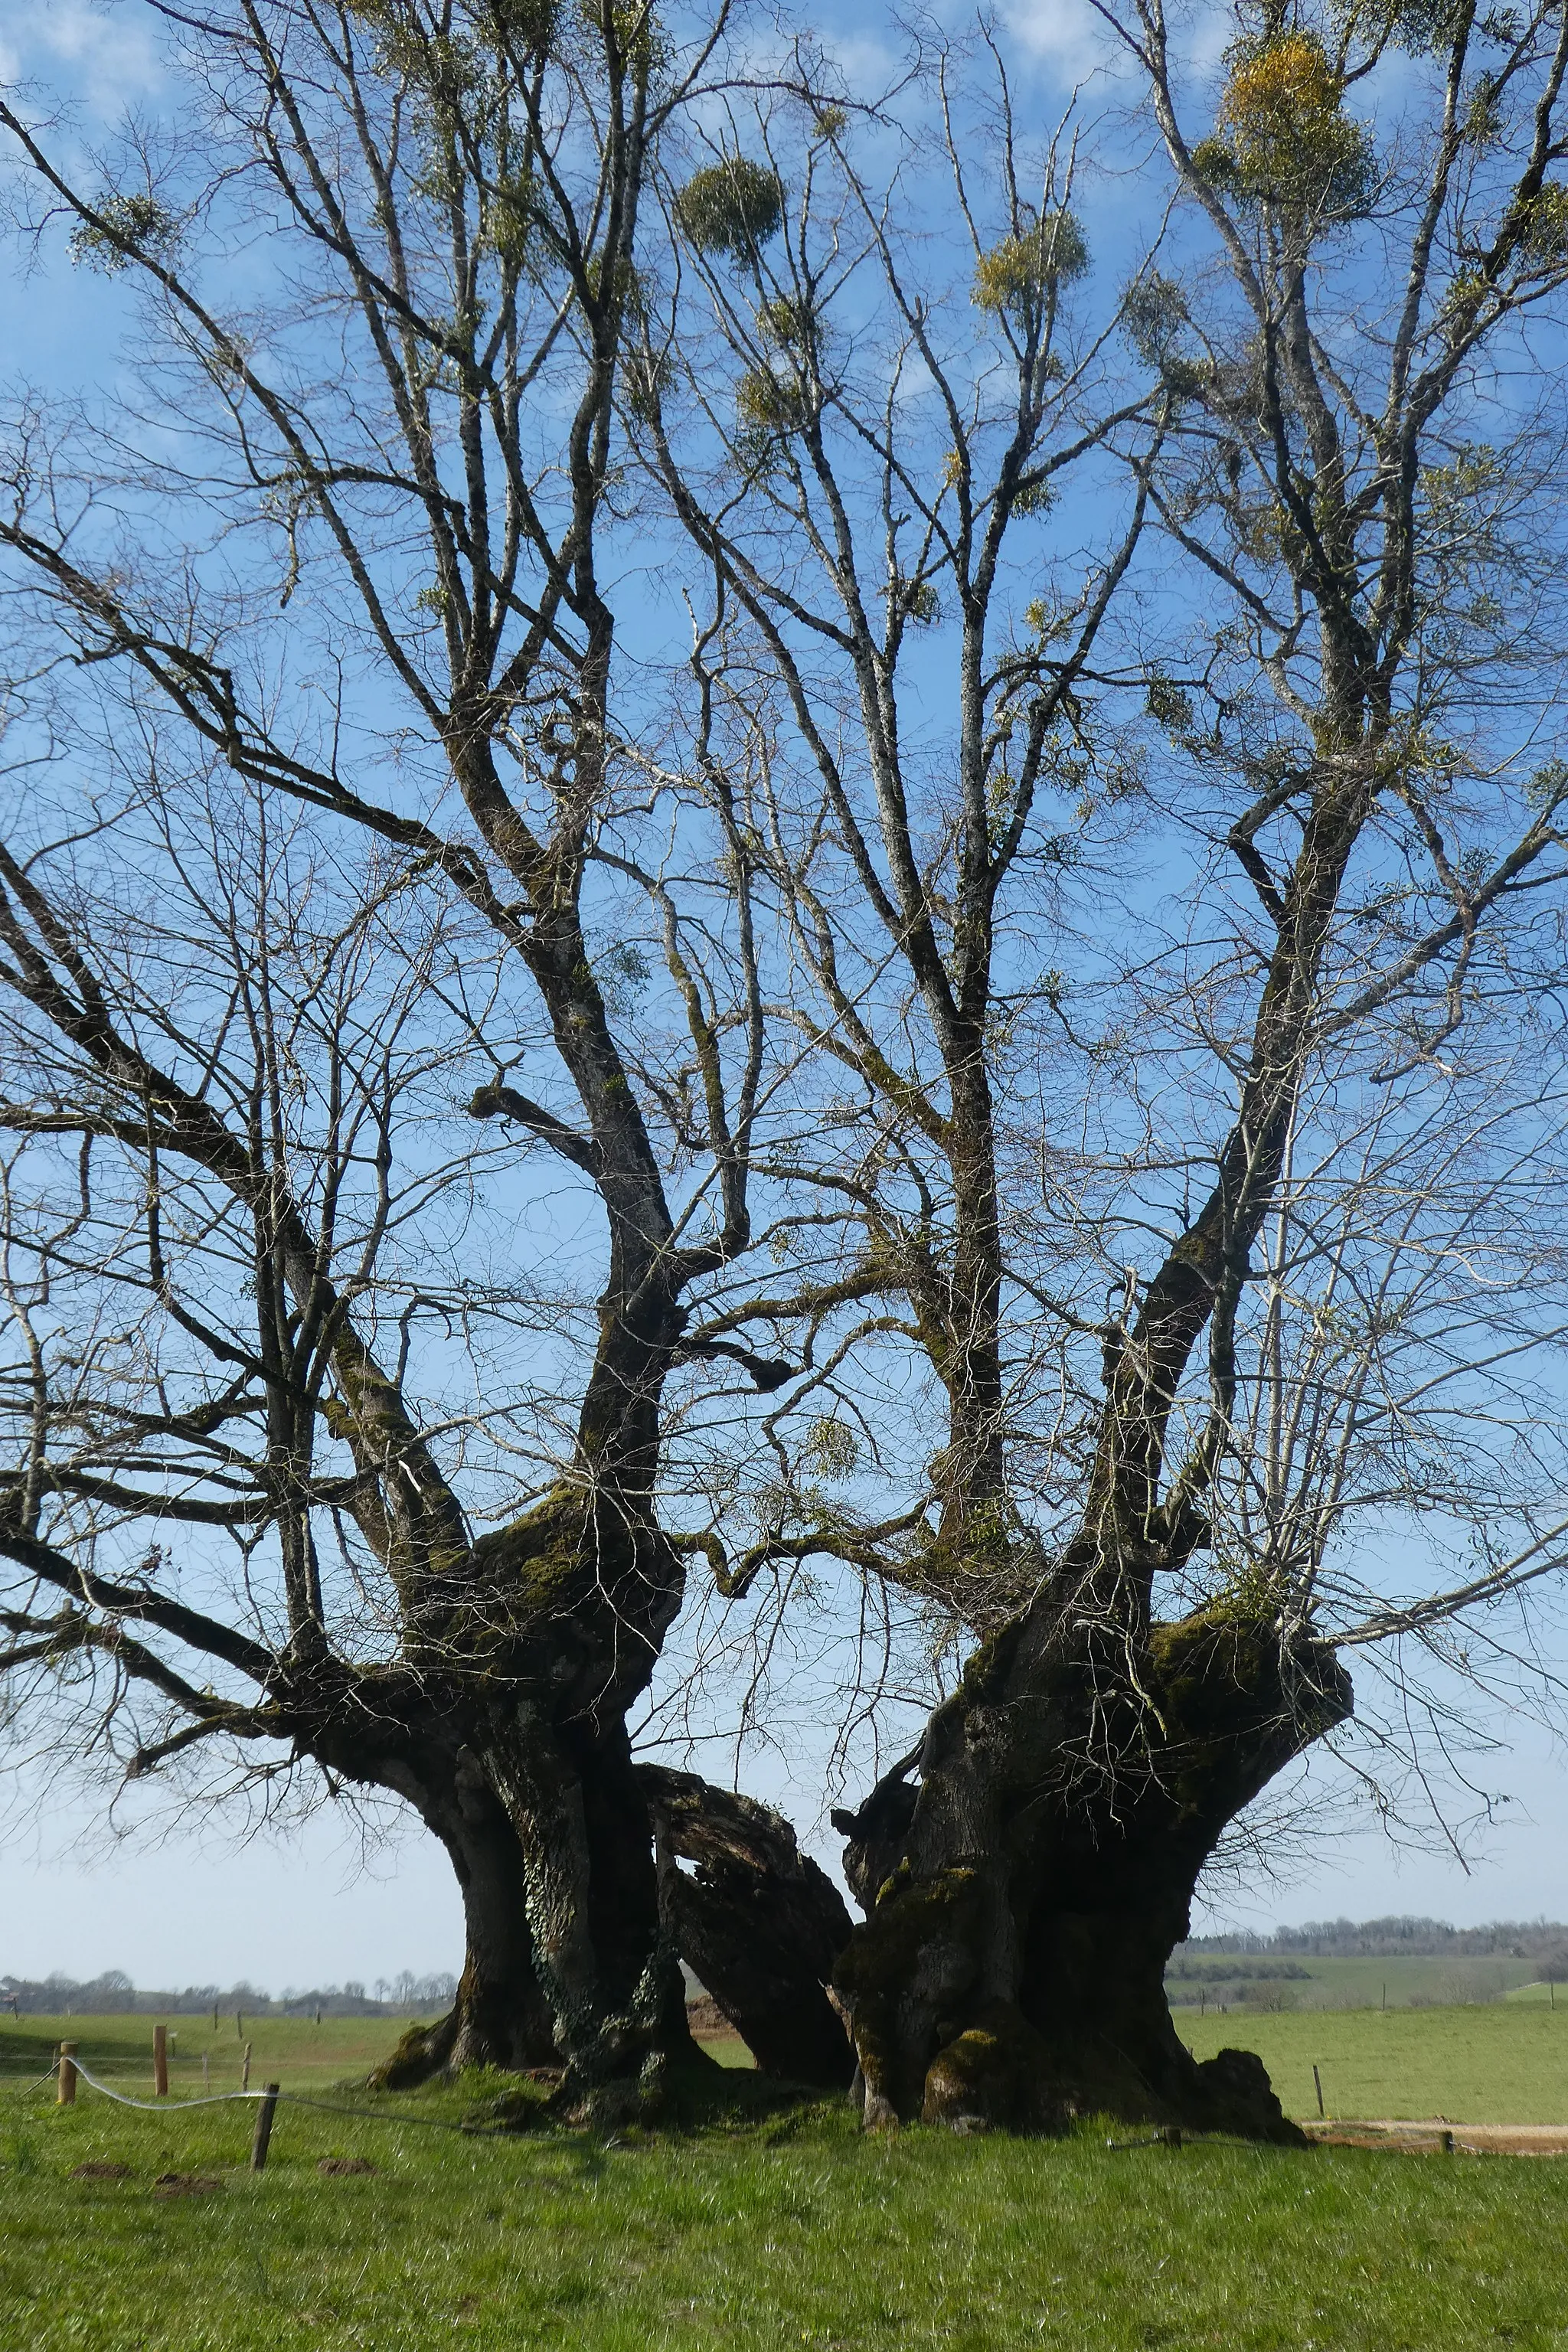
[8,0,1568,2137]
[0,0,865,2111]
[637,0,1568,2132]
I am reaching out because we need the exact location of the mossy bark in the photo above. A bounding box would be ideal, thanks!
[345,1489,694,2102]
[465,1494,697,2112]
[833,1596,1351,2139]
[640,1764,855,2086]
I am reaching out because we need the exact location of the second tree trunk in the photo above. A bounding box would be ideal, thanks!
[834,1598,1351,2138]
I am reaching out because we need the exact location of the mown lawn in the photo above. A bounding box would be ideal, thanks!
[4,2012,1568,2350]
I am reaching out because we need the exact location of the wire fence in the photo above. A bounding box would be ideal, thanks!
[65,2060,261,2113]
[8,2052,485,2135]
[77,2057,482,2132]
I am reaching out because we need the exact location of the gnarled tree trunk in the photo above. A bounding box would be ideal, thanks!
[436,1479,710,2118]
[833,1596,1351,2139]
[478,1707,698,2112]
[640,1763,855,2086]
[371,1753,559,2086]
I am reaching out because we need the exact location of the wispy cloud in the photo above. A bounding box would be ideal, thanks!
[1003,0,1233,103]
[1003,0,1126,90]
[2,0,165,120]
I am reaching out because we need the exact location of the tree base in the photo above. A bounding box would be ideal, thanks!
[833,1604,1349,2141]
[367,1962,558,2089]
[913,1998,1302,2143]
[641,1766,854,2086]
[369,2008,466,2091]
[469,2040,837,2137]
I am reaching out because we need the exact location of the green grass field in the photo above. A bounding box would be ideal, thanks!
[1165,1952,1549,2010]
[1,2012,411,2099]
[1177,2001,1568,2123]
[5,2012,1568,2349]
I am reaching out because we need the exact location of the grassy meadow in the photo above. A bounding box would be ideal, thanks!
[1,2011,415,2099]
[1176,2001,1568,2124]
[1165,1952,1553,2011]
[5,2011,1568,2349]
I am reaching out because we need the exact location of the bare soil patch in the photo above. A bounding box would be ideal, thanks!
[1306,2119,1568,2157]
[686,1994,741,2040]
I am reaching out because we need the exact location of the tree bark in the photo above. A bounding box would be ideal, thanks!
[477,1708,688,2100]
[367,1749,559,2087]
[410,1484,699,2115]
[832,1595,1351,2138]
[330,1344,707,2111]
[640,1764,856,2086]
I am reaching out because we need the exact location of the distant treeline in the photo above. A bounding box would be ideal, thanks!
[0,1968,458,2017]
[1178,1917,1568,1965]
[1166,1957,1314,1984]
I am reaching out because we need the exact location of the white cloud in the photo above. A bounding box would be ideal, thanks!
[5,0,165,119]
[1003,0,1128,90]
[1004,0,1233,106]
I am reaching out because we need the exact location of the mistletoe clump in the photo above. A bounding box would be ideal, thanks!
[675,157,784,260]
[973,209,1089,318]
[1193,31,1374,220]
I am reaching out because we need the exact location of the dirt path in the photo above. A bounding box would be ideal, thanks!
[1305,2119,1568,2155]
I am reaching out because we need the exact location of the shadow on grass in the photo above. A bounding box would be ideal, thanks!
[459,2047,847,2142]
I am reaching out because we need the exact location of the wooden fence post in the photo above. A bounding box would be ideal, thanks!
[57,2042,77,2106]
[1313,2064,1325,2118]
[250,2082,280,2172]
[153,2024,168,2098]
[241,2040,252,2092]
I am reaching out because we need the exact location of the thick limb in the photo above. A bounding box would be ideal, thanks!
[640,1764,855,2086]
